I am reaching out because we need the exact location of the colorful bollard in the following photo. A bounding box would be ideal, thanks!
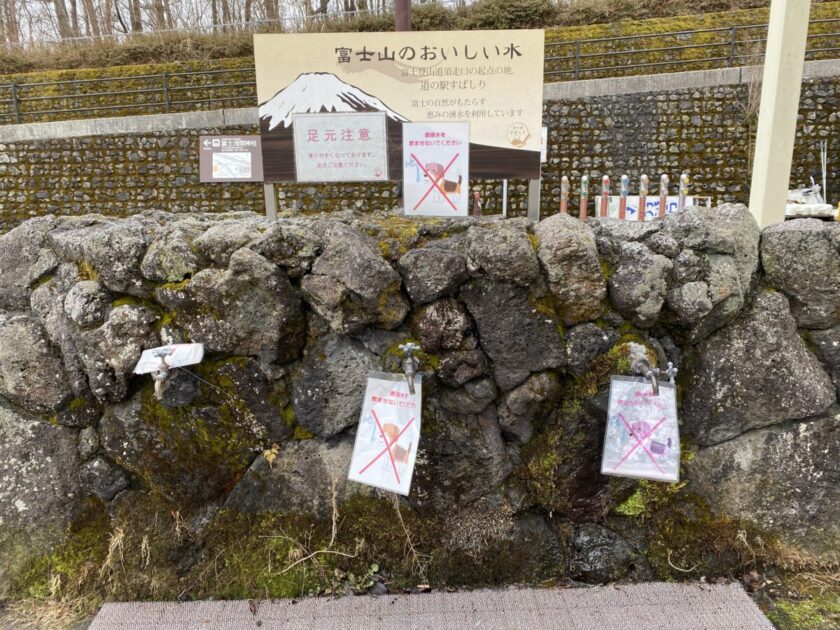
[659,173,669,218]
[678,172,690,212]
[600,175,610,218]
[579,175,589,220]
[639,174,650,222]
[619,174,629,221]
[560,175,570,214]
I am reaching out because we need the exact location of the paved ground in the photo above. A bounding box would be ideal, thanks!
[89,582,775,630]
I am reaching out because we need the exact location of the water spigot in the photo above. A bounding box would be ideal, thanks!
[632,358,661,396]
[399,342,421,395]
[151,347,175,400]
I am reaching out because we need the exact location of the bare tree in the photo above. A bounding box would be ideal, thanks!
[129,0,142,31]
[81,0,102,36]
[53,0,74,38]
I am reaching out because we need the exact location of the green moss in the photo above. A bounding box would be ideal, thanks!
[527,289,565,336]
[600,259,613,280]
[11,498,110,604]
[381,337,440,372]
[29,274,55,289]
[293,425,316,440]
[157,278,191,292]
[76,260,100,281]
[768,594,840,630]
[527,233,540,251]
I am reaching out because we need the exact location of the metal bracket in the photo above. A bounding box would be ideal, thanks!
[399,342,421,395]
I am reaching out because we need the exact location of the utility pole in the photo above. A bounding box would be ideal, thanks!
[748,0,812,228]
[395,0,411,31]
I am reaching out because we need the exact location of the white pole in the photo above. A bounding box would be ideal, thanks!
[502,179,508,218]
[748,0,812,228]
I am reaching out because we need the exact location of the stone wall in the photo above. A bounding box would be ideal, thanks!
[1,69,838,232]
[0,205,837,609]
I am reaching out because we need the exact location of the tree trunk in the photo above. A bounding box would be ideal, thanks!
[53,0,74,39]
[211,0,218,28]
[220,0,231,27]
[81,0,101,37]
[5,0,19,43]
[129,0,142,32]
[244,0,252,23]
[70,0,81,36]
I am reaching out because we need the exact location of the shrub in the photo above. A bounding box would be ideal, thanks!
[462,0,560,30]
[412,2,459,31]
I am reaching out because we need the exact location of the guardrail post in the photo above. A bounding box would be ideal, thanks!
[574,41,581,80]
[162,73,171,113]
[728,26,737,67]
[10,83,20,124]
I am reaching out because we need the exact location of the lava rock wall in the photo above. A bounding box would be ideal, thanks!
[0,206,837,601]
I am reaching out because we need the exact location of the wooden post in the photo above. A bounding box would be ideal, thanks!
[748,0,812,227]
[527,179,541,221]
[264,183,277,219]
[395,0,411,31]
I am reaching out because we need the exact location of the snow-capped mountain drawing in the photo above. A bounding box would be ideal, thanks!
[259,72,409,131]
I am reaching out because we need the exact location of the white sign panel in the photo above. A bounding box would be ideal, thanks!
[134,343,205,374]
[403,122,469,217]
[602,376,680,483]
[606,195,696,221]
[348,372,422,496]
[292,112,389,182]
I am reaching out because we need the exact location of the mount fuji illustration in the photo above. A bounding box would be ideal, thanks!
[257,71,539,181]
[259,72,409,131]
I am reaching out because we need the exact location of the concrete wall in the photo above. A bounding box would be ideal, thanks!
[1,60,837,231]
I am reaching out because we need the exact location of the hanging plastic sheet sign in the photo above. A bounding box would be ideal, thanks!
[133,343,204,374]
[348,372,422,496]
[601,376,680,483]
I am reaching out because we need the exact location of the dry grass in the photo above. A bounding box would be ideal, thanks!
[0,0,800,75]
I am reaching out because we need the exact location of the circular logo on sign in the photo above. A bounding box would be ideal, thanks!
[507,123,531,148]
[374,167,383,178]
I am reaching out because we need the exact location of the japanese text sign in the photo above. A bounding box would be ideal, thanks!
[403,122,469,217]
[292,112,389,182]
[199,136,263,182]
[607,196,696,220]
[348,372,422,496]
[254,29,544,180]
[602,376,680,483]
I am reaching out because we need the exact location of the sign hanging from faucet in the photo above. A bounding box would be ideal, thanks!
[348,372,422,496]
[601,376,680,483]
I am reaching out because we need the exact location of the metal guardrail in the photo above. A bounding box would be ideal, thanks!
[0,17,837,126]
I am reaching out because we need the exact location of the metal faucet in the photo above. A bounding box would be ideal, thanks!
[151,347,175,400]
[399,342,421,395]
[632,358,661,396]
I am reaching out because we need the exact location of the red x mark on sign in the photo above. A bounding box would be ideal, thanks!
[357,409,415,484]
[411,152,460,212]
[612,412,667,475]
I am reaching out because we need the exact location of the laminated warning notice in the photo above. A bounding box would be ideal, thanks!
[348,372,422,496]
[601,376,680,483]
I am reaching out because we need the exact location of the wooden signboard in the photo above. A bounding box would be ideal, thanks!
[253,30,545,182]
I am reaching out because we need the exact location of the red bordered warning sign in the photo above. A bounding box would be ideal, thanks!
[348,372,422,495]
[403,122,469,217]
